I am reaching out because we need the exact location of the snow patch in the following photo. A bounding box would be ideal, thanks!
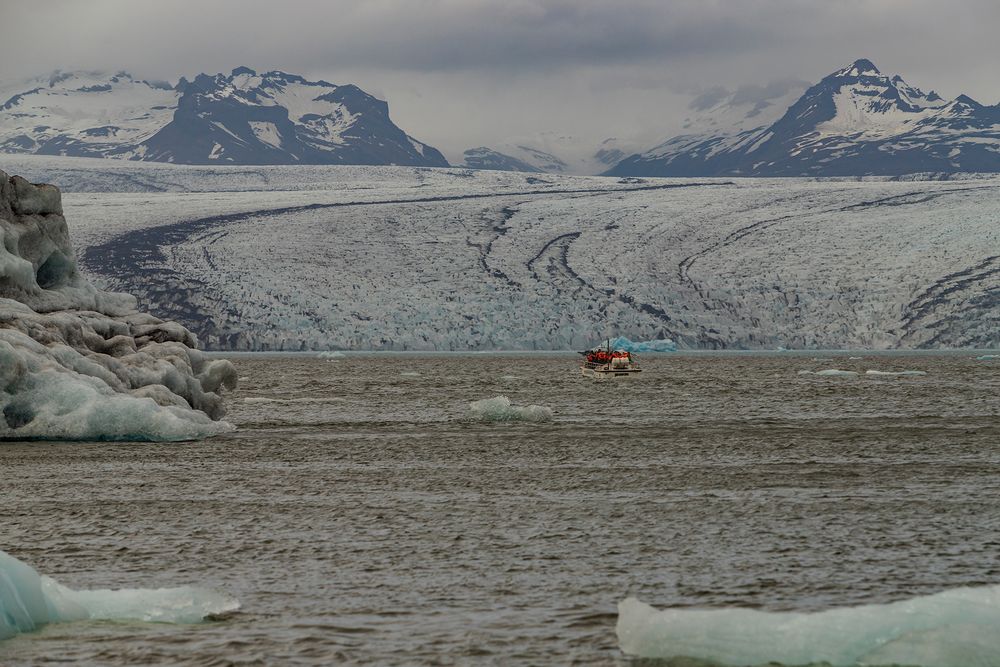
[248,121,282,149]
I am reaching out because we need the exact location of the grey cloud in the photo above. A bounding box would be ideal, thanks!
[689,87,730,112]
[729,79,811,107]
[2,0,1000,160]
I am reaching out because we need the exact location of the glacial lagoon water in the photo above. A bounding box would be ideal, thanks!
[2,352,999,665]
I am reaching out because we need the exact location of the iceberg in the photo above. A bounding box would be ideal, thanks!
[605,336,677,353]
[618,587,1000,667]
[0,172,236,441]
[317,351,345,359]
[468,395,553,422]
[0,549,238,641]
[976,354,999,360]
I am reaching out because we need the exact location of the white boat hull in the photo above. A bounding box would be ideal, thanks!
[580,365,642,378]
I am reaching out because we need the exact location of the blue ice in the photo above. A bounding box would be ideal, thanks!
[605,336,677,353]
[0,550,238,640]
[618,586,1000,666]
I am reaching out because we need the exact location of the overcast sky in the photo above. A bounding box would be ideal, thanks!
[3,0,1000,161]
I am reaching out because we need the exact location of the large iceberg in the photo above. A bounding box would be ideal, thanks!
[0,549,238,640]
[0,171,236,440]
[617,588,1000,667]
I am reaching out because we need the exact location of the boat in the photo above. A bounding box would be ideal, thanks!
[579,339,642,377]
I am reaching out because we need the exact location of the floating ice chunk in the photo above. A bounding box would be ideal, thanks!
[468,395,553,422]
[866,369,927,376]
[849,356,863,360]
[811,357,835,362]
[798,369,859,377]
[317,351,345,360]
[0,549,238,641]
[617,586,1000,667]
[976,354,999,360]
[605,336,677,353]
[400,371,421,377]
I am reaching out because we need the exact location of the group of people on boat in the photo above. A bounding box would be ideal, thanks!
[583,348,633,365]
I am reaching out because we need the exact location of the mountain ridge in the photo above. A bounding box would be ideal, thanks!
[0,67,448,167]
[607,59,1000,177]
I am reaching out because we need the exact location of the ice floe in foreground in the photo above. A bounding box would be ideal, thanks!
[617,586,1000,667]
[469,395,553,422]
[0,549,238,641]
[0,172,236,441]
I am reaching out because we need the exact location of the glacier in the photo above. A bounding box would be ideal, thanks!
[4,155,1000,351]
[0,169,236,440]
[0,549,238,641]
[617,587,1000,666]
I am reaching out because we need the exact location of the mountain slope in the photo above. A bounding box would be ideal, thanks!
[608,60,1000,177]
[0,71,176,157]
[0,68,448,167]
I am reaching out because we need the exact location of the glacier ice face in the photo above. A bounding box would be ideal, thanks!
[0,170,236,440]
[7,156,1000,351]
[468,395,553,423]
[0,549,238,641]
[617,588,1000,667]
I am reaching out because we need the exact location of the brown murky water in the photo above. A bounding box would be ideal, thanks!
[3,352,999,665]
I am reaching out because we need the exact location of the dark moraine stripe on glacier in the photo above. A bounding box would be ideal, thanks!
[80,181,730,349]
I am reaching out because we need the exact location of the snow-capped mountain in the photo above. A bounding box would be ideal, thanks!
[608,59,1000,177]
[0,68,448,167]
[463,134,640,175]
[0,71,177,156]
